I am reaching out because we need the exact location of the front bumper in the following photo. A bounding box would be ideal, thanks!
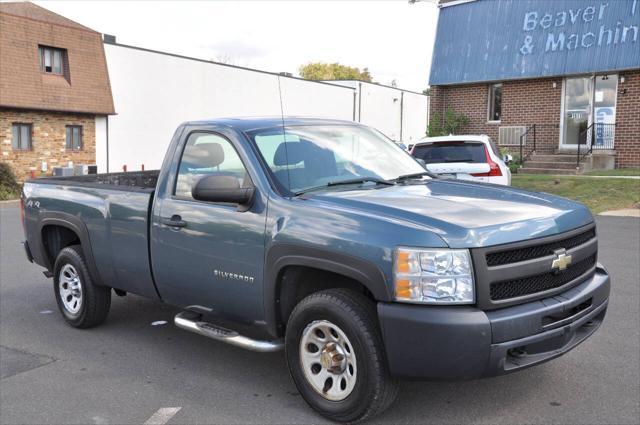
[378,265,610,380]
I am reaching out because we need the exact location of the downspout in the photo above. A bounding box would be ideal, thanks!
[106,115,109,173]
[358,82,362,122]
[352,90,357,121]
[399,91,404,141]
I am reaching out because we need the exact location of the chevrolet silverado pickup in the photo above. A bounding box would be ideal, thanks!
[21,117,610,423]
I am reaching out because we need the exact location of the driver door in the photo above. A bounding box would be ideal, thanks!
[151,131,267,322]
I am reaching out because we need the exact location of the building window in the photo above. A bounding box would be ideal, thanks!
[488,83,502,122]
[38,46,66,75]
[12,123,32,150]
[66,126,83,150]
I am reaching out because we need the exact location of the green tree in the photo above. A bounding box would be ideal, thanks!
[427,107,469,137]
[299,62,372,82]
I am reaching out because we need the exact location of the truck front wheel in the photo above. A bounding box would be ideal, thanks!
[285,289,398,423]
[53,245,111,328]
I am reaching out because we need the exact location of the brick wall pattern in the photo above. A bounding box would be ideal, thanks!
[430,70,639,168]
[0,108,96,182]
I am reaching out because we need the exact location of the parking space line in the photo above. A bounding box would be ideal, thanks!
[143,407,182,425]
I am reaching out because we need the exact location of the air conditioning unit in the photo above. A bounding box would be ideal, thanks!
[499,126,526,146]
[52,167,74,177]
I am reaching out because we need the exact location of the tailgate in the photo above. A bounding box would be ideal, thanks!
[426,162,490,180]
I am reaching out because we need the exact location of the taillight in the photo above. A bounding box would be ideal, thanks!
[471,146,502,177]
[20,197,26,232]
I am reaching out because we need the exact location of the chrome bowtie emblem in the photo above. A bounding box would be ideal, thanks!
[551,248,572,271]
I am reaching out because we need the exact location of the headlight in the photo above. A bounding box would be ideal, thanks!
[393,247,475,304]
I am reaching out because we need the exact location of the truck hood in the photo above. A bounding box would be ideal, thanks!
[304,179,593,248]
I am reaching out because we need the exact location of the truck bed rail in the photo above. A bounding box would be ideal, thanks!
[30,170,160,191]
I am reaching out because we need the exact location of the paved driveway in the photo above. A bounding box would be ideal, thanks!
[1,204,638,424]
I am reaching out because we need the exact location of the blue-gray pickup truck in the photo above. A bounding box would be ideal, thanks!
[21,117,610,422]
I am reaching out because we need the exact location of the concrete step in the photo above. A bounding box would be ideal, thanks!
[528,154,578,163]
[523,161,578,170]
[518,168,578,175]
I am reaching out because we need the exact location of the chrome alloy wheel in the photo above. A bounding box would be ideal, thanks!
[299,320,357,401]
[59,264,83,314]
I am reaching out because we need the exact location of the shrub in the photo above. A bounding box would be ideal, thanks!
[0,163,20,200]
[427,107,470,137]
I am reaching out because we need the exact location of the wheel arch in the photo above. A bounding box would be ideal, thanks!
[264,243,391,337]
[38,212,105,287]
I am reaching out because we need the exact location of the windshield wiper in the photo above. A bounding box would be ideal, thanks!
[327,177,394,187]
[393,171,435,182]
[294,177,394,196]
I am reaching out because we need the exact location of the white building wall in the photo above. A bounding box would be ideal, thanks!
[400,91,429,144]
[95,116,107,170]
[323,80,429,144]
[101,44,355,172]
[358,82,403,141]
[279,77,355,119]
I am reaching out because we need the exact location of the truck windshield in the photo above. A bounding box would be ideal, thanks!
[249,125,426,194]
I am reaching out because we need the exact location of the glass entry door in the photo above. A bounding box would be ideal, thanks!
[561,75,617,149]
[562,77,593,148]
[593,75,617,148]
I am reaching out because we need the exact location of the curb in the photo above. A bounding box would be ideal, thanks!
[0,199,20,208]
[598,209,640,218]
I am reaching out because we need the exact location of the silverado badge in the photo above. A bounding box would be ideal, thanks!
[551,248,572,271]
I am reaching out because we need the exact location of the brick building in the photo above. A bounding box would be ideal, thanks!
[430,0,640,172]
[0,2,114,181]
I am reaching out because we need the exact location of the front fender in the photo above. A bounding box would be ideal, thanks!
[263,243,391,336]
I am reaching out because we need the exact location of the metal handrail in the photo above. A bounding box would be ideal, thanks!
[518,124,536,167]
[576,123,616,169]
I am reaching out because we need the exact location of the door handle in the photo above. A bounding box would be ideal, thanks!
[161,215,187,228]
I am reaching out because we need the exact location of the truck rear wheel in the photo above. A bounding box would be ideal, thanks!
[53,245,111,328]
[285,289,398,423]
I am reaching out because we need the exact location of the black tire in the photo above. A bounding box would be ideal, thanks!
[285,288,399,423]
[53,245,111,328]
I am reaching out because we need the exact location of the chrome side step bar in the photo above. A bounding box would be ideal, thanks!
[174,311,284,353]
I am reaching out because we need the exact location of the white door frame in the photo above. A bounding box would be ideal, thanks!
[559,75,594,151]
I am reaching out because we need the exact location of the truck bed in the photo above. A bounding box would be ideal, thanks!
[33,170,160,192]
[23,170,161,300]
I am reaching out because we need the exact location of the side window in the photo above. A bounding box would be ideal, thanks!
[488,83,502,122]
[174,133,250,200]
[65,125,83,150]
[12,123,32,150]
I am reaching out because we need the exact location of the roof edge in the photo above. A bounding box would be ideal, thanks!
[439,0,478,9]
[321,79,428,96]
[103,40,357,91]
[430,66,640,86]
[0,3,98,34]
[0,103,116,116]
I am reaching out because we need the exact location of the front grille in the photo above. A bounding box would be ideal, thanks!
[486,228,596,267]
[490,254,597,301]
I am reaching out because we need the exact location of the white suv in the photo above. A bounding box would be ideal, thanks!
[410,135,512,186]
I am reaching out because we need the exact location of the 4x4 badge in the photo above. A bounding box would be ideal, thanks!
[551,248,572,271]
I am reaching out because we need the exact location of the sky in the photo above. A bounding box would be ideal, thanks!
[32,0,439,92]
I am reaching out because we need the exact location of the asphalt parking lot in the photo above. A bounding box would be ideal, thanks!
[1,203,639,425]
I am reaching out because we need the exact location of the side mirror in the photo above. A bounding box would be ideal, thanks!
[503,154,513,164]
[192,175,255,206]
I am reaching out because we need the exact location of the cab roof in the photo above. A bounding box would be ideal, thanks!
[182,116,359,132]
